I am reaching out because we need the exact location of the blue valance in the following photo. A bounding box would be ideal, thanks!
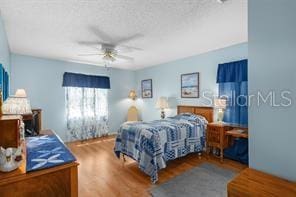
[216,59,248,83]
[62,72,110,89]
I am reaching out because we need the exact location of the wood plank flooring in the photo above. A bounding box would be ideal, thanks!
[67,136,246,197]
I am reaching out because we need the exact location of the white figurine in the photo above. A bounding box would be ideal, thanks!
[0,147,22,172]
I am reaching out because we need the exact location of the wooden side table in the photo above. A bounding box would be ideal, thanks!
[206,122,232,162]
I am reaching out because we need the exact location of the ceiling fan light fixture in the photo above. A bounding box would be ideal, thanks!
[102,55,115,63]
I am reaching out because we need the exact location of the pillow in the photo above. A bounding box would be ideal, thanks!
[173,113,208,125]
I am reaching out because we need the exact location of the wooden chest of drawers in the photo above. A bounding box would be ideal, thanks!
[0,115,22,148]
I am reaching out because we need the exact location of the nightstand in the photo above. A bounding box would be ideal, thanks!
[206,122,233,162]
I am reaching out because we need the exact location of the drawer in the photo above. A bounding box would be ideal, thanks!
[207,129,221,143]
[0,118,21,148]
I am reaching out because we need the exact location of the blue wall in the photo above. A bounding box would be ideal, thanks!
[135,43,248,121]
[11,54,136,141]
[249,0,296,181]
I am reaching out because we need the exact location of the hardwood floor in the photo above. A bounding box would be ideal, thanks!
[67,136,246,197]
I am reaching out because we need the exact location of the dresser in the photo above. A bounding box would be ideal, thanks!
[0,130,79,197]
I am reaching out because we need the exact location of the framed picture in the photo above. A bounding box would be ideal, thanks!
[181,72,199,98]
[141,79,153,98]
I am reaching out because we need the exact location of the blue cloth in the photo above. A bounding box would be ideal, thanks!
[114,115,207,183]
[26,135,76,172]
[224,138,248,165]
[217,59,248,83]
[62,72,110,89]
[0,64,9,100]
[3,70,9,100]
[172,113,208,131]
[217,59,248,126]
[219,82,248,125]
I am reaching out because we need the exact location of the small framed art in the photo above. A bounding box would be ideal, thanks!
[141,79,153,98]
[181,72,199,98]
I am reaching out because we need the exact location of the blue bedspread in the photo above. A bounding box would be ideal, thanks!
[114,114,207,183]
[26,135,76,172]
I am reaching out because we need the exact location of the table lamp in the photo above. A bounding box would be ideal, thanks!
[2,89,32,115]
[156,97,169,119]
[214,98,226,123]
[128,90,137,100]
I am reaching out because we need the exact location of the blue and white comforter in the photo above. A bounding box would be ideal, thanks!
[114,114,207,183]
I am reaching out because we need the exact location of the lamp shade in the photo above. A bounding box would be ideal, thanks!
[214,98,227,109]
[128,90,137,100]
[2,97,32,115]
[15,89,27,98]
[2,89,32,115]
[156,97,169,109]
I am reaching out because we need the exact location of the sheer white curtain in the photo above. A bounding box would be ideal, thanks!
[65,87,108,141]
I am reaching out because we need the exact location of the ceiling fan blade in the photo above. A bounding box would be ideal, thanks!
[89,26,114,43]
[115,45,143,52]
[115,34,143,45]
[113,47,132,53]
[77,41,108,47]
[115,54,134,61]
[77,41,99,46]
[78,41,117,52]
[78,53,104,56]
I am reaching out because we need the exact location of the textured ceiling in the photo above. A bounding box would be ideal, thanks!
[0,0,247,70]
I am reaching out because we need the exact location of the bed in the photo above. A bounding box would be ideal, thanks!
[114,105,213,183]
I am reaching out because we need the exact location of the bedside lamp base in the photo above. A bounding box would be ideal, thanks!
[160,110,165,119]
[217,109,224,123]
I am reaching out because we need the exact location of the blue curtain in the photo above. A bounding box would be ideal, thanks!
[62,72,110,89]
[217,59,248,126]
[3,70,9,100]
[0,64,9,100]
[0,64,2,93]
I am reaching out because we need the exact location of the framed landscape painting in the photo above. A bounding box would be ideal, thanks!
[181,72,199,98]
[141,79,153,98]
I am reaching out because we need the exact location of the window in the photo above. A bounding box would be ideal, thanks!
[65,87,108,141]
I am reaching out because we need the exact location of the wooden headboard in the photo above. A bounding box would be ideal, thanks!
[177,105,214,123]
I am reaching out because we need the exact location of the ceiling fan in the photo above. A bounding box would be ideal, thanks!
[78,27,143,65]
[78,44,135,63]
